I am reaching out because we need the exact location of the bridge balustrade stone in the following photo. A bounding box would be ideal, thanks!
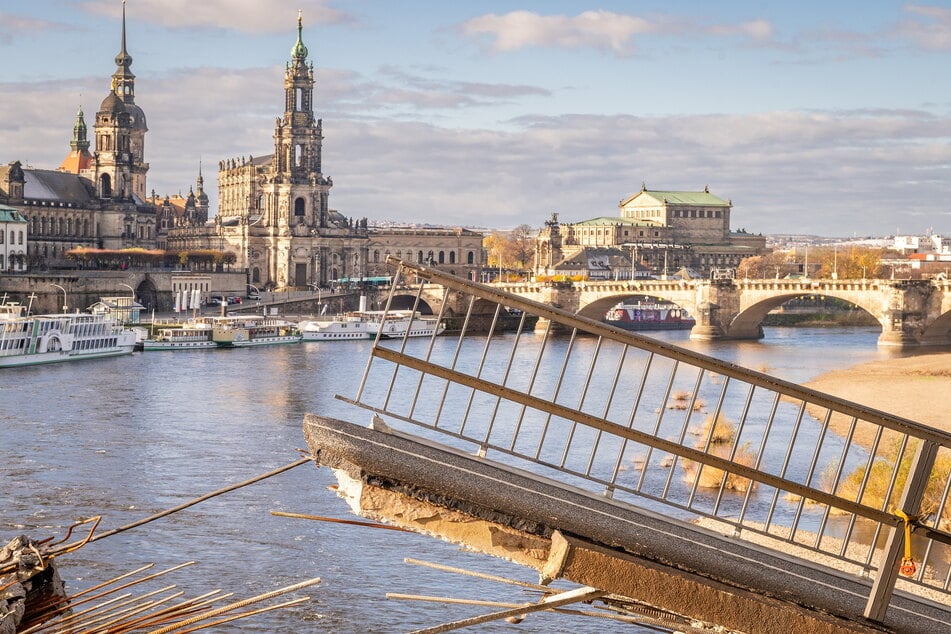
[413,278,951,349]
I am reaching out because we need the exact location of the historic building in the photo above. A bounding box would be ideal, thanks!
[166,14,483,289]
[365,226,484,281]
[0,3,156,268]
[534,185,766,279]
[0,204,28,272]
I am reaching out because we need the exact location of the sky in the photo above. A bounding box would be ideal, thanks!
[3,1,951,237]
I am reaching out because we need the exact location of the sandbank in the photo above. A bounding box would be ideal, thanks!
[803,352,951,448]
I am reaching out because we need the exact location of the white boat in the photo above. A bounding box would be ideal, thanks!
[363,311,446,339]
[299,314,372,341]
[0,311,137,368]
[209,316,302,347]
[142,322,217,351]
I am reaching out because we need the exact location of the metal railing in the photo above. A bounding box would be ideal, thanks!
[342,257,951,622]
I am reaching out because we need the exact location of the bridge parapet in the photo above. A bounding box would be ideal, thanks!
[478,277,951,348]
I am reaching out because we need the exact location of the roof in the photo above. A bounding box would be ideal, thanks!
[571,216,663,227]
[0,166,95,204]
[58,149,94,174]
[0,204,26,223]
[621,189,730,207]
[552,246,632,271]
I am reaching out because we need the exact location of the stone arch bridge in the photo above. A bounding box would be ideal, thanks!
[392,277,951,349]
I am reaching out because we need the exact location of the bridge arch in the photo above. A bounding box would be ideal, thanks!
[730,291,883,340]
[575,293,695,323]
[919,310,951,346]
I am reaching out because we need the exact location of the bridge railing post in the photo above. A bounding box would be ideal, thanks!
[863,439,939,622]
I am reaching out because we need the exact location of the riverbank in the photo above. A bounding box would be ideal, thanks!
[804,352,951,447]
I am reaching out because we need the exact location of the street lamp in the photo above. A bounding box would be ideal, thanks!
[119,283,135,301]
[50,284,67,314]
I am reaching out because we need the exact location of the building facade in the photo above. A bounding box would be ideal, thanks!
[0,204,28,272]
[0,4,156,269]
[535,185,766,279]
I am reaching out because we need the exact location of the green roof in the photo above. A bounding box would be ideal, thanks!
[572,216,662,227]
[0,204,26,223]
[623,189,730,207]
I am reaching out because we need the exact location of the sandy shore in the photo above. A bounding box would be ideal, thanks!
[804,352,951,447]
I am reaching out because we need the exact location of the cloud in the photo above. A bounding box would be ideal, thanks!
[899,4,951,50]
[3,66,951,238]
[0,12,69,45]
[459,10,660,55]
[78,0,354,33]
[457,10,776,55]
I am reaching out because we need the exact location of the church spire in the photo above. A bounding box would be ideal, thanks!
[291,9,309,61]
[111,0,136,103]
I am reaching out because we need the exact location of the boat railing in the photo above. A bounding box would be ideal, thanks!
[339,256,951,622]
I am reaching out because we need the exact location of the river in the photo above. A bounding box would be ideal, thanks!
[0,325,917,632]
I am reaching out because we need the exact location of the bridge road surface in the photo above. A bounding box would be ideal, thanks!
[303,415,951,634]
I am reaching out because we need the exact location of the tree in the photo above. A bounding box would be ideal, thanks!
[736,250,798,279]
[482,225,537,280]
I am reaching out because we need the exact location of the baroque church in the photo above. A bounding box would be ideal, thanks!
[0,2,156,268]
[166,14,484,289]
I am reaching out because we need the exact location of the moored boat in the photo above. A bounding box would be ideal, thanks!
[0,312,137,368]
[363,311,446,339]
[299,314,371,341]
[209,316,302,347]
[604,300,696,331]
[142,322,217,351]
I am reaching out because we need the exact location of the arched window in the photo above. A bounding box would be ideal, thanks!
[438,251,445,264]
[449,251,456,264]
[418,250,424,263]
[294,197,306,216]
[374,250,380,263]
[295,145,303,167]
[467,251,474,264]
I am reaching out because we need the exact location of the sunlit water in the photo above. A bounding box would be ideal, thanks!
[0,325,926,632]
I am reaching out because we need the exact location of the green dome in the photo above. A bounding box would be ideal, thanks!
[291,12,308,59]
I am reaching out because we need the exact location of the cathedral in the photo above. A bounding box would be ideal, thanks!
[0,2,156,268]
[165,12,484,288]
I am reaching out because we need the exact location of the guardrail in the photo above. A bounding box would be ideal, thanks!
[341,257,951,623]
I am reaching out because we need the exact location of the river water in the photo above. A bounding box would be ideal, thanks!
[0,325,919,632]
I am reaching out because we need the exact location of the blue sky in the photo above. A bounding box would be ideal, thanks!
[3,1,951,237]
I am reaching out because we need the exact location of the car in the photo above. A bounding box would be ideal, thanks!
[226,296,242,304]
[206,297,222,307]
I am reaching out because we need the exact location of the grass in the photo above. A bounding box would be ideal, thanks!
[682,414,759,492]
[827,440,951,531]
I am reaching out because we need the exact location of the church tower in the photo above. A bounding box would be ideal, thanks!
[272,10,331,228]
[94,1,149,201]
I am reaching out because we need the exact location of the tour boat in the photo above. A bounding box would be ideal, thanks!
[142,322,217,351]
[604,300,696,331]
[299,314,372,341]
[209,316,302,347]
[0,312,138,368]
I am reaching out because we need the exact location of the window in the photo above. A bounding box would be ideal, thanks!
[438,251,445,264]
[0,230,4,244]
[449,251,456,264]
[374,250,380,263]
[295,145,303,168]
[418,250,424,263]
[294,197,306,216]
[467,251,474,264]
[18,230,23,244]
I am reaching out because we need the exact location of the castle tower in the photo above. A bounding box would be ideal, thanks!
[195,163,209,223]
[94,0,149,201]
[58,106,94,173]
